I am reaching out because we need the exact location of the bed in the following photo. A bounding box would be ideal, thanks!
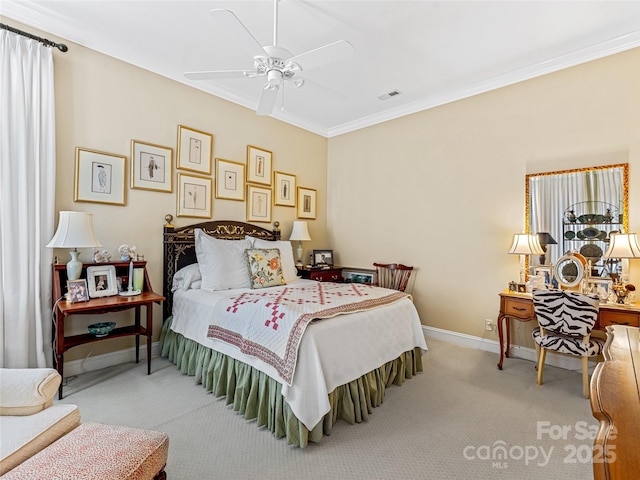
[160,219,427,447]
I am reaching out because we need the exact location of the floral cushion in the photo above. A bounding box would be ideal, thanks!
[245,249,286,289]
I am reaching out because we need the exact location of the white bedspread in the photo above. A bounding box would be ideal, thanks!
[171,279,427,430]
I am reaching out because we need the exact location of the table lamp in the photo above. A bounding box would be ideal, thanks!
[508,233,544,283]
[47,211,102,280]
[289,221,311,267]
[603,232,640,282]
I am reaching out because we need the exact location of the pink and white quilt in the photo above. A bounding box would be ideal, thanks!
[207,282,408,385]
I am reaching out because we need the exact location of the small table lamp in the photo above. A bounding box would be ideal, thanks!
[47,211,102,280]
[508,233,544,283]
[289,221,311,267]
[603,232,640,281]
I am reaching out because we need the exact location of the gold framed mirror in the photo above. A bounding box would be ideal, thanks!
[525,163,628,279]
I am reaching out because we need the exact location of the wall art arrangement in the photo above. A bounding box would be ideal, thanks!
[215,158,245,201]
[176,125,213,175]
[73,123,318,223]
[177,173,212,218]
[74,147,126,205]
[131,140,173,192]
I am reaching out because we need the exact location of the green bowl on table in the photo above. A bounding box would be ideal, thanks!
[88,322,116,337]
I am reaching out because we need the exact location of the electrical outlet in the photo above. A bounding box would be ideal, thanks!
[485,319,493,331]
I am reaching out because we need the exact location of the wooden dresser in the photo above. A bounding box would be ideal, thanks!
[590,325,640,480]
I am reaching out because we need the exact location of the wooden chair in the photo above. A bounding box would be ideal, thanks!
[531,289,604,398]
[373,263,413,292]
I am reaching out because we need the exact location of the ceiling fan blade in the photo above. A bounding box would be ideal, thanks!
[288,40,354,71]
[185,70,252,80]
[256,86,279,116]
[210,9,269,59]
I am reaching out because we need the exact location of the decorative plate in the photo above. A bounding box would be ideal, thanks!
[579,244,603,263]
[581,227,601,239]
[578,214,597,224]
[564,231,576,239]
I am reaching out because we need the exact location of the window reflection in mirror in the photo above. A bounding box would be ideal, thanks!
[526,163,628,278]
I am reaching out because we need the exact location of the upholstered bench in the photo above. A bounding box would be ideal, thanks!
[2,422,169,479]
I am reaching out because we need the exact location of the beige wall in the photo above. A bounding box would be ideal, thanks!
[327,48,640,349]
[2,19,328,361]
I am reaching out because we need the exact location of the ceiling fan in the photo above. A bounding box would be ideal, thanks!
[184,0,354,115]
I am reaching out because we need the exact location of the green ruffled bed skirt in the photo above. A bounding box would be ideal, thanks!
[159,317,423,447]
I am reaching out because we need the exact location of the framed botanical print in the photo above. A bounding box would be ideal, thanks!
[131,140,172,192]
[297,186,317,219]
[74,147,126,205]
[177,173,212,218]
[274,171,296,207]
[215,158,245,201]
[247,185,272,223]
[246,145,272,185]
[177,125,213,174]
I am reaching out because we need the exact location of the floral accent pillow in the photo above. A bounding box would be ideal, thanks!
[245,248,286,289]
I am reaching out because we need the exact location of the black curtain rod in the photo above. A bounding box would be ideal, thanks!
[0,23,68,52]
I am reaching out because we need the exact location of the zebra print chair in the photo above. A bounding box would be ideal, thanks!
[531,289,604,398]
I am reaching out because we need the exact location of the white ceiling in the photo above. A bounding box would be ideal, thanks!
[3,1,640,137]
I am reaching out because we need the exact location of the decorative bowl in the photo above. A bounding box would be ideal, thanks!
[88,322,116,337]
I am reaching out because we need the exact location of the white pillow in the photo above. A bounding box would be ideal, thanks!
[247,237,299,283]
[171,263,202,292]
[195,229,252,291]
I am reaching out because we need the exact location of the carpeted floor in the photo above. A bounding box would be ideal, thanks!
[57,337,597,479]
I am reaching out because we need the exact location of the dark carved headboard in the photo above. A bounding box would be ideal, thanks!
[162,216,281,320]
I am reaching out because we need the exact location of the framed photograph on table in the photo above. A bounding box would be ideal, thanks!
[74,147,126,205]
[177,173,212,218]
[215,158,245,201]
[86,265,118,298]
[274,171,296,207]
[313,250,334,266]
[246,145,272,185]
[297,187,316,219]
[247,185,272,223]
[588,278,613,303]
[131,140,172,192]
[177,125,213,174]
[67,279,89,303]
[534,266,553,286]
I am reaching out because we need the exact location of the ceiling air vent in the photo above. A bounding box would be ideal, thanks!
[378,90,401,101]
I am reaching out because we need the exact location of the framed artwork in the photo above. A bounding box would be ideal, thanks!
[131,140,173,192]
[67,279,89,303]
[343,269,376,285]
[297,187,317,219]
[588,278,613,303]
[534,266,553,286]
[215,158,245,201]
[177,125,213,174]
[313,250,334,266]
[246,185,272,223]
[177,173,212,218]
[246,145,272,185]
[274,171,296,207]
[86,265,118,298]
[74,147,126,205]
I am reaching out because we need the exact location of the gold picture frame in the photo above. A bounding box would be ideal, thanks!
[177,173,212,218]
[274,171,296,207]
[297,186,317,219]
[131,140,173,192]
[177,125,213,174]
[246,145,272,185]
[247,184,272,223]
[215,158,245,201]
[74,147,126,205]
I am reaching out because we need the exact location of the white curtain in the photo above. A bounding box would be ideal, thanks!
[0,29,56,367]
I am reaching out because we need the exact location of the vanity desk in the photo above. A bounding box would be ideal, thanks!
[496,290,640,370]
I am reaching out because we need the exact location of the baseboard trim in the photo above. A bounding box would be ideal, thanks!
[64,342,161,377]
[422,326,592,371]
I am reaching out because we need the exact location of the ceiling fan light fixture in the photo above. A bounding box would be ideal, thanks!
[267,69,282,86]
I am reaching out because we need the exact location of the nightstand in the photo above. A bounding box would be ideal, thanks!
[297,266,344,282]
